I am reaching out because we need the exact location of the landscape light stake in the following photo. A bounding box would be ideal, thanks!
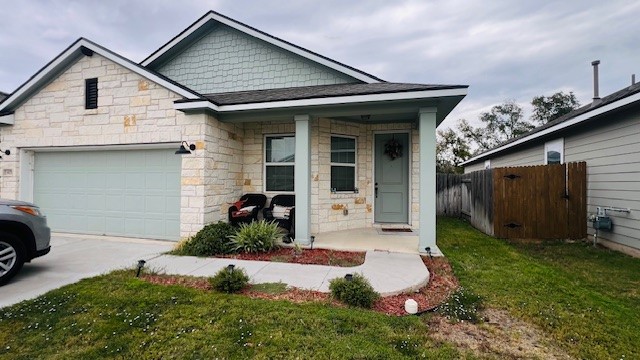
[136,260,146,277]
[345,274,353,282]
[425,247,433,259]
[227,264,235,273]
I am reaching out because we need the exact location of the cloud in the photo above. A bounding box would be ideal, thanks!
[1,0,638,130]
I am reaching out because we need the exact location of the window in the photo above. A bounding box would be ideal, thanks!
[484,159,491,169]
[265,135,295,192]
[545,138,564,164]
[331,135,356,192]
[85,78,98,109]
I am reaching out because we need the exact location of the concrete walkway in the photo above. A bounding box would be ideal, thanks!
[147,250,430,296]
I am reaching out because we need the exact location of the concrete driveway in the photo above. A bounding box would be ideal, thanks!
[0,233,173,308]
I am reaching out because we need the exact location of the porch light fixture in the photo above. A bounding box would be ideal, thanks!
[175,141,196,155]
[136,260,146,277]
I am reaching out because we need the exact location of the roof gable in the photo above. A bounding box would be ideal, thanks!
[141,11,383,85]
[0,38,201,119]
[152,24,360,94]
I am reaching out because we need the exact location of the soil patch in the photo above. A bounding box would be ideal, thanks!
[428,309,573,359]
[218,248,365,267]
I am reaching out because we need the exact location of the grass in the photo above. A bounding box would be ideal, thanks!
[437,216,640,360]
[249,282,288,295]
[0,271,470,359]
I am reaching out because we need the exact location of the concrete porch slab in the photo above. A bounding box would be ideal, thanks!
[311,227,419,254]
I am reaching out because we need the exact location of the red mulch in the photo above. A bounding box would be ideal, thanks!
[218,248,366,267]
[142,254,459,317]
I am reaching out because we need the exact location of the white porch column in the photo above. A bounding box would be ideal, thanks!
[294,114,311,245]
[418,108,441,255]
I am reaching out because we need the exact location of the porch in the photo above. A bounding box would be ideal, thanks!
[310,227,420,254]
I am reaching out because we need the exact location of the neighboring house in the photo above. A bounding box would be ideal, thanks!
[462,75,640,255]
[0,11,467,254]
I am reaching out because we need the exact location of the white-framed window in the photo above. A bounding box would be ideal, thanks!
[545,138,564,165]
[330,135,357,192]
[264,134,295,192]
[484,159,491,169]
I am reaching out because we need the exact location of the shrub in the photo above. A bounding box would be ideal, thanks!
[437,287,483,323]
[174,222,236,256]
[230,220,282,253]
[209,266,250,293]
[329,273,380,308]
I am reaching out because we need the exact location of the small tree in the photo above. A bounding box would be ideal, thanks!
[531,91,580,125]
[458,100,535,152]
[436,128,471,174]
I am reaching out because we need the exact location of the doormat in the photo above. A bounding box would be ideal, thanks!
[380,228,413,233]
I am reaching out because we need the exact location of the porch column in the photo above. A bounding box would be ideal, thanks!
[418,108,441,255]
[294,114,311,245]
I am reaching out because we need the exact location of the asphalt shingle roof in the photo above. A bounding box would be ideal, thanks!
[198,82,468,105]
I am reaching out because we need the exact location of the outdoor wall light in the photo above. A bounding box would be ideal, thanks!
[175,141,196,155]
[136,260,146,277]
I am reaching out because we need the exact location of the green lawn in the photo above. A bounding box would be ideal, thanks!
[0,271,468,359]
[438,216,640,360]
[2,218,638,359]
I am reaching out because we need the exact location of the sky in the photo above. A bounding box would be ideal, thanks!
[1,0,639,130]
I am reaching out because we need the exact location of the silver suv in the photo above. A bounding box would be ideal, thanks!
[0,199,51,286]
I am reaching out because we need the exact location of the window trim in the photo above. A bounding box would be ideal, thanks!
[85,78,98,109]
[330,134,357,193]
[263,133,295,193]
[544,138,564,165]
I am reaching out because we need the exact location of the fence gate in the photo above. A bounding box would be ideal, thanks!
[492,162,587,239]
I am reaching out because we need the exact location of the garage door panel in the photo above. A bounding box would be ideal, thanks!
[34,149,181,240]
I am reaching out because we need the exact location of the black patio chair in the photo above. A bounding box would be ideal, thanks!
[263,194,295,239]
[228,193,267,226]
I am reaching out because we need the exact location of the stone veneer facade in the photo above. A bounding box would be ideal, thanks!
[1,53,423,240]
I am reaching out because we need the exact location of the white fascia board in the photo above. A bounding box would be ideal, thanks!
[0,39,199,115]
[141,13,381,84]
[173,88,468,113]
[0,113,15,125]
[461,91,640,166]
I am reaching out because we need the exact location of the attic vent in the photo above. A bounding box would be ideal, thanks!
[85,78,98,109]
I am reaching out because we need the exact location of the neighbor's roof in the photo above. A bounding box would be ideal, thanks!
[141,10,383,84]
[462,81,640,165]
[199,83,469,106]
[0,91,8,103]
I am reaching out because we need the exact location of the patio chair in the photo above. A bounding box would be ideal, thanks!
[228,193,267,226]
[263,194,295,240]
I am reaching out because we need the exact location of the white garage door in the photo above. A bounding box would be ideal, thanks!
[34,149,181,240]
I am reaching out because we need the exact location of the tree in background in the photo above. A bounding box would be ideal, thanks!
[531,91,580,125]
[436,128,471,173]
[458,100,535,152]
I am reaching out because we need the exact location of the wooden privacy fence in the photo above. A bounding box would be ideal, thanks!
[437,162,587,239]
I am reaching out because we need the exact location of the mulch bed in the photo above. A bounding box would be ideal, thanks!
[217,248,366,267]
[142,254,459,316]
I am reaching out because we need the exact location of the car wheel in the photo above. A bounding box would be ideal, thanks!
[0,232,25,286]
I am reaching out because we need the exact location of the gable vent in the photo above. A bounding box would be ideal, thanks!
[85,78,98,109]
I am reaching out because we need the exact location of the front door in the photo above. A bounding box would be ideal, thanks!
[374,133,409,223]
